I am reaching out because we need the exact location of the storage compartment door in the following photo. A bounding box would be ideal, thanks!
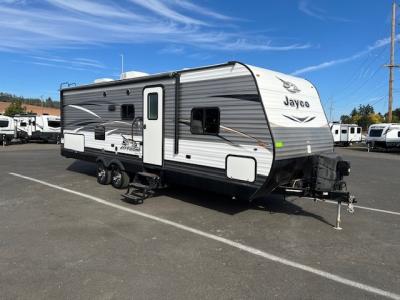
[64,133,84,152]
[226,155,256,182]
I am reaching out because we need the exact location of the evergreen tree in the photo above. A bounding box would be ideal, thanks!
[4,100,26,116]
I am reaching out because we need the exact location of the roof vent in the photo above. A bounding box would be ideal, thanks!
[94,78,114,83]
[120,71,149,80]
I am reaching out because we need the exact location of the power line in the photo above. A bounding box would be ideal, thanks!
[333,44,389,99]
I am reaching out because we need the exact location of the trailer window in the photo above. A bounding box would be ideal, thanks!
[350,127,355,134]
[121,104,135,120]
[369,129,383,137]
[398,131,400,138]
[190,107,220,135]
[95,125,105,140]
[0,120,8,127]
[147,93,158,120]
[341,129,347,134]
[335,130,339,134]
[20,122,27,127]
[357,128,361,134]
[48,121,60,128]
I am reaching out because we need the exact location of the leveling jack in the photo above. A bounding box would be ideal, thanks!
[279,186,357,230]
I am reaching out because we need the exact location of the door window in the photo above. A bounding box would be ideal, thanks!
[147,93,158,120]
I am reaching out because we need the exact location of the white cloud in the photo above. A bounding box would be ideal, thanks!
[30,56,106,69]
[0,0,312,54]
[158,45,185,54]
[218,39,312,51]
[298,0,351,22]
[128,0,206,25]
[291,35,398,76]
[47,0,145,20]
[0,0,25,3]
[299,0,325,20]
[171,0,234,21]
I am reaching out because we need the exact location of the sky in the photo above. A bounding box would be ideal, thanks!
[0,0,398,120]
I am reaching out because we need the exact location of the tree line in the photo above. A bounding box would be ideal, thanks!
[340,104,400,130]
[0,92,60,109]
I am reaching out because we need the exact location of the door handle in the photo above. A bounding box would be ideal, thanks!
[143,124,147,129]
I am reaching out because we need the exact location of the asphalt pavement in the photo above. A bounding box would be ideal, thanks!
[0,144,399,299]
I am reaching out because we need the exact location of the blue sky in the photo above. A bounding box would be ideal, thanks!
[0,0,398,120]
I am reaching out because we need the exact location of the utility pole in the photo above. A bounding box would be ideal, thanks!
[40,95,44,115]
[387,1,397,122]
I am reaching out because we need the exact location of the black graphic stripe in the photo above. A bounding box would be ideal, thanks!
[210,94,261,102]
[63,100,115,108]
[283,115,316,123]
[66,120,102,127]
[283,115,301,123]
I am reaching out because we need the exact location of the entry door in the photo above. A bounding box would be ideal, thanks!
[340,126,348,142]
[143,87,163,166]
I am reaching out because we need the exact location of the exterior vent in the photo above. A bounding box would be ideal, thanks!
[120,71,149,80]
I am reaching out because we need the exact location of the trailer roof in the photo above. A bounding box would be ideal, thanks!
[61,61,237,92]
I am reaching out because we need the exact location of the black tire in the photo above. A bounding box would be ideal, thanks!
[96,161,111,185]
[111,165,130,189]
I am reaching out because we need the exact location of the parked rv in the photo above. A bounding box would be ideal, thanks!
[13,115,36,142]
[366,123,400,150]
[33,115,61,142]
[0,115,15,145]
[60,61,354,210]
[330,123,362,146]
[12,114,61,143]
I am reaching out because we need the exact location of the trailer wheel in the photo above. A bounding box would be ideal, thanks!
[96,162,111,185]
[110,165,129,189]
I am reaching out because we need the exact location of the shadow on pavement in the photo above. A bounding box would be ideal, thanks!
[164,185,334,227]
[66,160,334,227]
[66,160,96,177]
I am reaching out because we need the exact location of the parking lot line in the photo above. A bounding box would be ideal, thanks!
[9,172,400,300]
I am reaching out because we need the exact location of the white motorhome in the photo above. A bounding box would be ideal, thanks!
[330,123,362,146]
[0,115,15,145]
[60,61,354,206]
[366,123,400,149]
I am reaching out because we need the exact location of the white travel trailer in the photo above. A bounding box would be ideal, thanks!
[13,115,37,142]
[60,61,355,212]
[33,115,61,142]
[330,123,362,146]
[0,115,15,145]
[13,114,61,143]
[366,123,400,150]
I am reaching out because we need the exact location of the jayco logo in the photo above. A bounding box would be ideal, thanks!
[283,96,310,109]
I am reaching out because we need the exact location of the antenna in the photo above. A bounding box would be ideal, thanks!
[121,54,124,75]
